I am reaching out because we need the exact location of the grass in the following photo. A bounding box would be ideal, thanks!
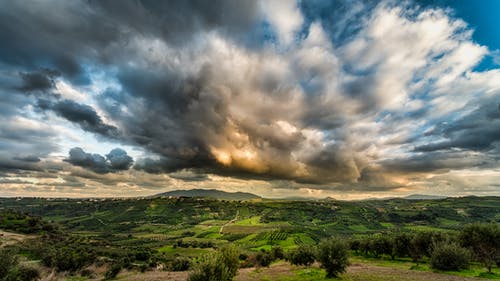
[351,255,500,279]
[222,225,273,234]
[157,246,213,257]
[236,216,262,225]
[348,225,371,232]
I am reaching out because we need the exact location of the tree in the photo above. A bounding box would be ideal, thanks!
[349,239,361,254]
[409,231,435,264]
[371,235,393,259]
[430,243,470,271]
[0,249,18,279]
[17,266,41,281]
[271,246,284,260]
[459,223,500,273]
[188,246,239,281]
[317,238,350,278]
[256,250,274,267]
[287,245,316,266]
[393,232,412,258]
[104,263,122,280]
[0,249,40,281]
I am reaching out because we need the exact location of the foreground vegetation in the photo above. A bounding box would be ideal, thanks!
[0,196,499,280]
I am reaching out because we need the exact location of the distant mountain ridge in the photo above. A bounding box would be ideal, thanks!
[403,194,447,200]
[152,189,261,200]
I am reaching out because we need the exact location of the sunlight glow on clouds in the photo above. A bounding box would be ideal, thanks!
[0,0,499,198]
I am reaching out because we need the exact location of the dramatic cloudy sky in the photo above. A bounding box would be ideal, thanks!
[1,0,499,199]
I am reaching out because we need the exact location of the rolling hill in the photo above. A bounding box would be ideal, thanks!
[152,188,261,200]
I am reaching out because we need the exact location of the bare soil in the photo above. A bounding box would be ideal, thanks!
[346,262,481,281]
[118,262,484,281]
[0,230,35,247]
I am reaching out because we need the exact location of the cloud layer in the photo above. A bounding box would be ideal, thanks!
[0,0,499,198]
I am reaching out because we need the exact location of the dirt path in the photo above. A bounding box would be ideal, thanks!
[119,262,484,281]
[219,210,239,234]
[346,262,481,281]
[119,270,188,281]
[0,230,35,247]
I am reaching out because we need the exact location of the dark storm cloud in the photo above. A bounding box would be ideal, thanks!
[66,147,108,173]
[106,148,134,170]
[18,69,59,92]
[0,157,41,172]
[381,150,496,174]
[13,155,41,163]
[0,0,260,80]
[168,169,210,182]
[93,0,260,45]
[415,98,500,152]
[66,147,133,173]
[40,99,120,138]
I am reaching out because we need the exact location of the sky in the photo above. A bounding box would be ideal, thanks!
[0,0,499,199]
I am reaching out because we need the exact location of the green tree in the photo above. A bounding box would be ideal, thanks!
[371,235,393,259]
[0,250,18,279]
[271,246,284,260]
[317,238,350,278]
[188,246,239,281]
[287,245,316,266]
[0,249,39,281]
[256,250,274,267]
[104,263,122,280]
[459,223,500,273]
[410,231,438,264]
[393,232,412,258]
[430,243,470,271]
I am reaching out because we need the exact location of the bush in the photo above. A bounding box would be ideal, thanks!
[104,263,122,280]
[17,266,41,281]
[0,249,18,278]
[170,257,191,271]
[430,243,470,271]
[317,239,350,278]
[256,251,274,267]
[188,246,239,281]
[0,249,40,281]
[287,245,315,266]
[271,246,284,260]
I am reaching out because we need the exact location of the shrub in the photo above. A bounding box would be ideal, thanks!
[104,263,122,280]
[349,239,361,254]
[188,246,239,281]
[0,249,18,278]
[40,241,96,272]
[0,249,40,281]
[256,251,274,267]
[271,246,284,260]
[430,243,470,271]
[317,238,350,278]
[170,257,191,271]
[287,245,315,266]
[17,266,41,281]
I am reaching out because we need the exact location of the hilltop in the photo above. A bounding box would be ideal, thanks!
[152,188,261,200]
